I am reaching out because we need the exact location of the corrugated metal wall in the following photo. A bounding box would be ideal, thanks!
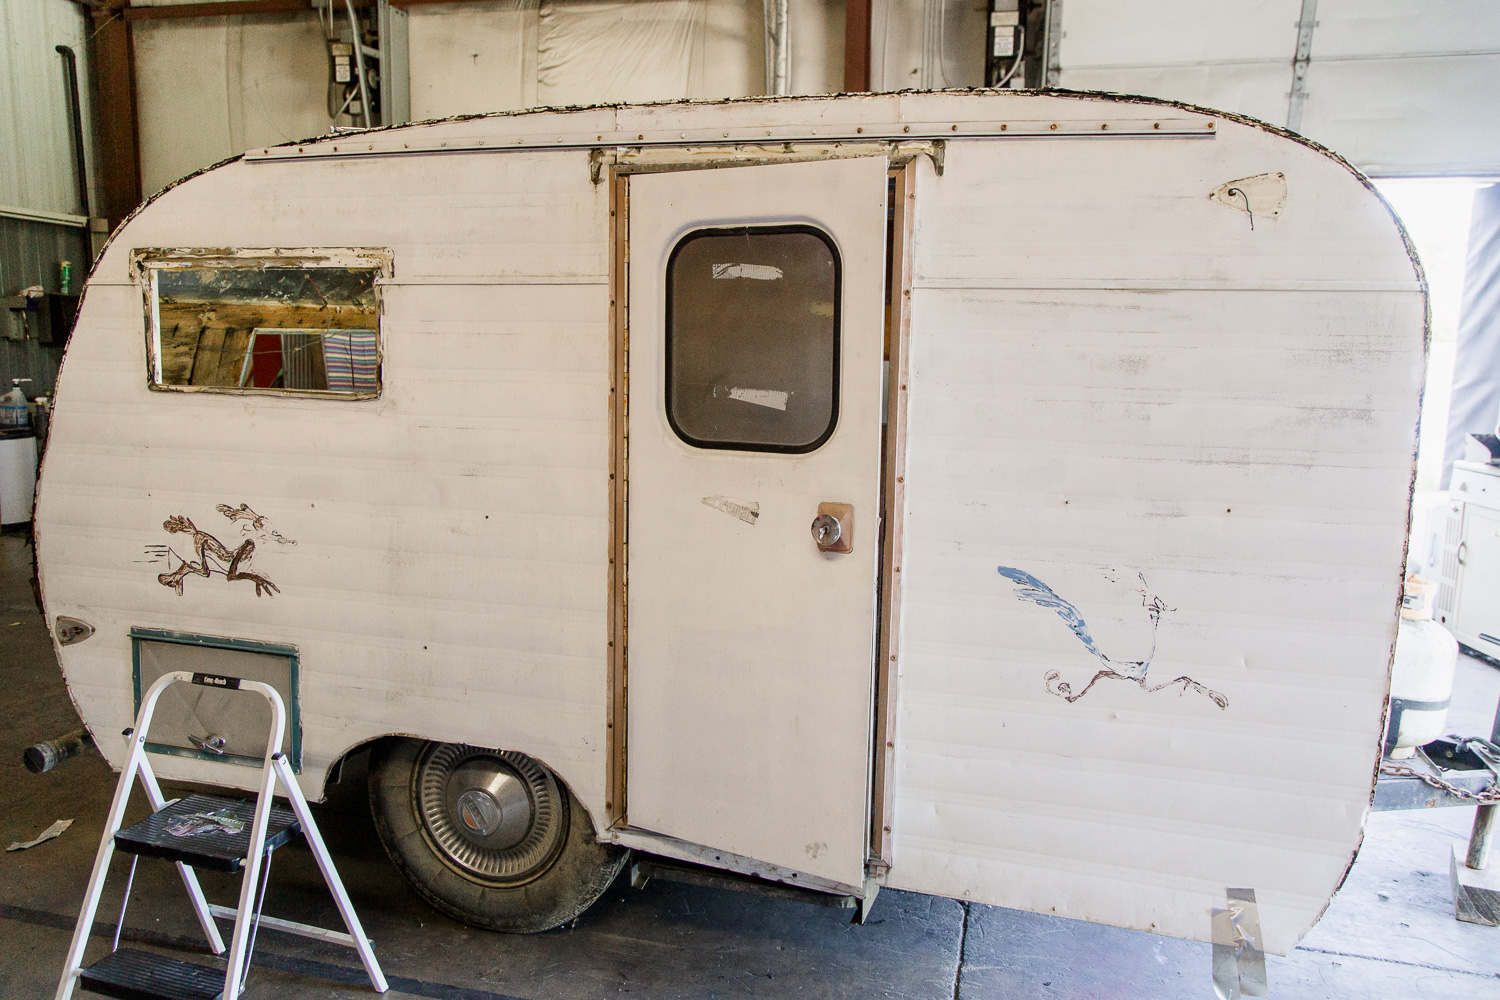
[0,0,95,215]
[0,216,88,398]
[0,0,96,398]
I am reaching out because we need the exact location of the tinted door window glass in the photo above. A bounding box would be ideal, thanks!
[666,226,839,452]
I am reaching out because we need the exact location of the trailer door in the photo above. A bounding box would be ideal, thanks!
[624,158,889,889]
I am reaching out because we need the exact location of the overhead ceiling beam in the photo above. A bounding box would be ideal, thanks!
[122,0,373,20]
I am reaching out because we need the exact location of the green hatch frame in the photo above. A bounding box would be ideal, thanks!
[130,627,302,772]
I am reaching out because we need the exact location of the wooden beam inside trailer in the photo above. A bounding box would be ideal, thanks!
[157,299,373,387]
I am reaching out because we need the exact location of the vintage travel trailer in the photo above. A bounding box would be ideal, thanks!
[35,90,1425,954]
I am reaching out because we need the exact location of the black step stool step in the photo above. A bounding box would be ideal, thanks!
[115,793,299,872]
[79,948,224,1000]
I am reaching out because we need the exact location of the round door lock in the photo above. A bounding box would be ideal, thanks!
[811,513,842,546]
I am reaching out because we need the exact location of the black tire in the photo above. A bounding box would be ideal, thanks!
[368,738,628,933]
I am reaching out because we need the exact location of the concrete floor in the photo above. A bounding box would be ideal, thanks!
[2,531,1498,999]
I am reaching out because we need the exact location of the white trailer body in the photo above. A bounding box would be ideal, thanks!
[35,91,1425,953]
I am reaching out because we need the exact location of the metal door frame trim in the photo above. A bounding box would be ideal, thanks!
[870,160,916,868]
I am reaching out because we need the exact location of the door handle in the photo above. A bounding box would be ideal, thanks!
[1457,541,1467,567]
[812,502,854,553]
[189,732,227,755]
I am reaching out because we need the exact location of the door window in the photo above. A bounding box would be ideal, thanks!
[665,225,840,452]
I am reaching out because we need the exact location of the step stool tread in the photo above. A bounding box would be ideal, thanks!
[79,947,224,1000]
[115,792,299,872]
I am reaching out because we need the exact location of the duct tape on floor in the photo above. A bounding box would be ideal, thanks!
[1212,887,1268,998]
[6,818,72,851]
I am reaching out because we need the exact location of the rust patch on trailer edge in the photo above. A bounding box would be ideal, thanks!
[998,566,1228,710]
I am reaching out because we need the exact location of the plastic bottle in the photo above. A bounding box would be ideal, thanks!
[0,380,31,430]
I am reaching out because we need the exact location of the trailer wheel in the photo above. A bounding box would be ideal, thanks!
[368,738,627,932]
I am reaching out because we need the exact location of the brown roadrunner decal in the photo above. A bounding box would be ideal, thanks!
[152,504,295,598]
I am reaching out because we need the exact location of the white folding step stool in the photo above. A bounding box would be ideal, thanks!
[55,669,388,999]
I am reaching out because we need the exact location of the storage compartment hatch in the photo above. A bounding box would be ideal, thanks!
[130,629,301,769]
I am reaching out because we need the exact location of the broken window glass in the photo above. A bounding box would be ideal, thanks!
[665,226,840,452]
[146,261,382,397]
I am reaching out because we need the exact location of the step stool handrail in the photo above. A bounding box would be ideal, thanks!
[57,669,388,999]
[139,671,288,999]
[134,669,287,766]
[133,670,386,996]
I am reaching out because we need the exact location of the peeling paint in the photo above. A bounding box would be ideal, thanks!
[1211,172,1287,222]
[701,495,760,524]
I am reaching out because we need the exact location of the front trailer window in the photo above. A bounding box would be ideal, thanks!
[141,253,388,398]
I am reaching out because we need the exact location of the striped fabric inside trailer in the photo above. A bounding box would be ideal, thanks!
[322,329,378,392]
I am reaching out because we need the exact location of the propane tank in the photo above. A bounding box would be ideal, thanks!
[1385,574,1459,758]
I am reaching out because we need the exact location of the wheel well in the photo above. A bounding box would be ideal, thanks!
[321,735,602,836]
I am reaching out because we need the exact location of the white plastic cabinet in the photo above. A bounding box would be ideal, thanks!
[1438,463,1500,658]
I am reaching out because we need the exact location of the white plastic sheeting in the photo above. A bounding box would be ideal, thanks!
[871,0,986,92]
[1055,0,1500,176]
[129,0,910,191]
[409,0,746,118]
[133,12,332,196]
[407,0,845,120]
[1444,184,1500,485]
[536,0,711,108]
[0,0,94,216]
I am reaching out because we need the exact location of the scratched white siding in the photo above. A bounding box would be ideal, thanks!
[36,142,614,822]
[886,110,1424,952]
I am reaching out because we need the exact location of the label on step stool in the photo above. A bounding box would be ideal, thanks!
[166,808,246,838]
[191,672,240,689]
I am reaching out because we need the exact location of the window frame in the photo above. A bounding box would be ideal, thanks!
[663,224,843,455]
[133,248,392,401]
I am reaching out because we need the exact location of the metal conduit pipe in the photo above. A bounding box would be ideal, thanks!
[1469,805,1496,870]
[344,0,372,127]
[54,46,90,219]
[763,0,790,95]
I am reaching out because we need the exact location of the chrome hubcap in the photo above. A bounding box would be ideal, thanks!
[414,744,566,884]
